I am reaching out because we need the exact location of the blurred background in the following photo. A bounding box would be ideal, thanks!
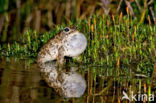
[0,0,155,43]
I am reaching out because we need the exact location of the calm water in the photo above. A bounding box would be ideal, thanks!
[0,58,155,103]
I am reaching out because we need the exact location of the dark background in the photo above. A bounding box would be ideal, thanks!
[0,0,155,43]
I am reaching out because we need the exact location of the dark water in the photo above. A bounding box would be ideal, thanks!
[0,58,88,103]
[0,58,156,103]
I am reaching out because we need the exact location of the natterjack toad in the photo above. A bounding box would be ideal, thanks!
[37,26,87,67]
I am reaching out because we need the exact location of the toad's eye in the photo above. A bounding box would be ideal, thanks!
[64,27,70,32]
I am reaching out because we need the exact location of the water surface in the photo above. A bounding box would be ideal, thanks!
[0,58,155,103]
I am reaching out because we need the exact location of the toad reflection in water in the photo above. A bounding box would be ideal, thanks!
[40,61,86,98]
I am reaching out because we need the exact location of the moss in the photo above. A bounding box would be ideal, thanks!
[0,15,155,75]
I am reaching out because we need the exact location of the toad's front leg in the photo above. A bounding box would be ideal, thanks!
[57,46,66,66]
[56,46,66,80]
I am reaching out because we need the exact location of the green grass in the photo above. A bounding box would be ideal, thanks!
[0,15,155,75]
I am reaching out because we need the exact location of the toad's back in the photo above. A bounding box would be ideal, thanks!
[37,34,62,67]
